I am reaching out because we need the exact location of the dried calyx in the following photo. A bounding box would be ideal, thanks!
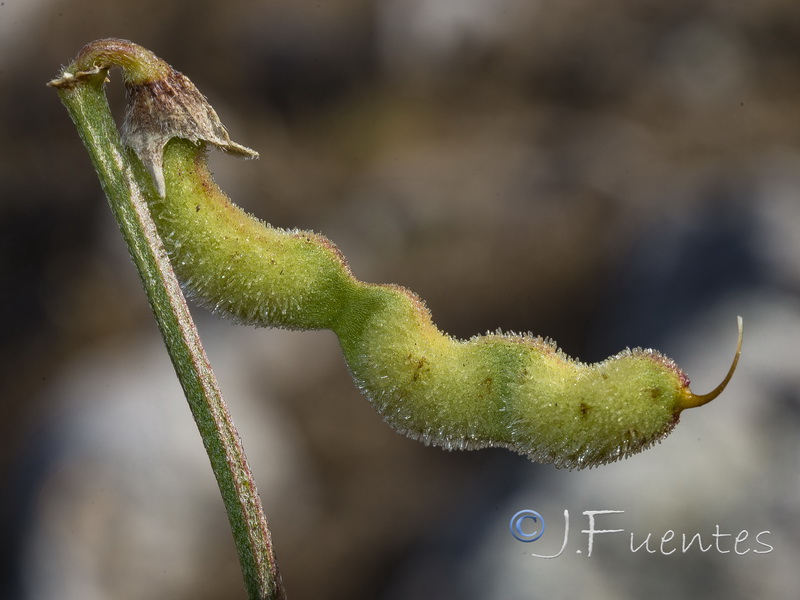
[48,37,257,196]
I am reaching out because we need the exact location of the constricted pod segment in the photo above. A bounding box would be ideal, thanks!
[52,39,743,469]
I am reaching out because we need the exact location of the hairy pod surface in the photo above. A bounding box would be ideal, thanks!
[58,39,742,469]
[154,138,741,469]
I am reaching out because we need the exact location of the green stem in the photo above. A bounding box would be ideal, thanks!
[50,64,284,599]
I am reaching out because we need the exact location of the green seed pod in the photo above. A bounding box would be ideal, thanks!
[57,39,742,469]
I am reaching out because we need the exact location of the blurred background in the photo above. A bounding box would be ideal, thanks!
[1,0,799,598]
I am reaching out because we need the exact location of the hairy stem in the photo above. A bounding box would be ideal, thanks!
[49,46,284,600]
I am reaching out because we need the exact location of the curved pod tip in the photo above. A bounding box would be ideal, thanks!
[679,316,743,410]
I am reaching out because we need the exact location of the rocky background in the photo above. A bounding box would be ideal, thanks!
[1,1,799,599]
